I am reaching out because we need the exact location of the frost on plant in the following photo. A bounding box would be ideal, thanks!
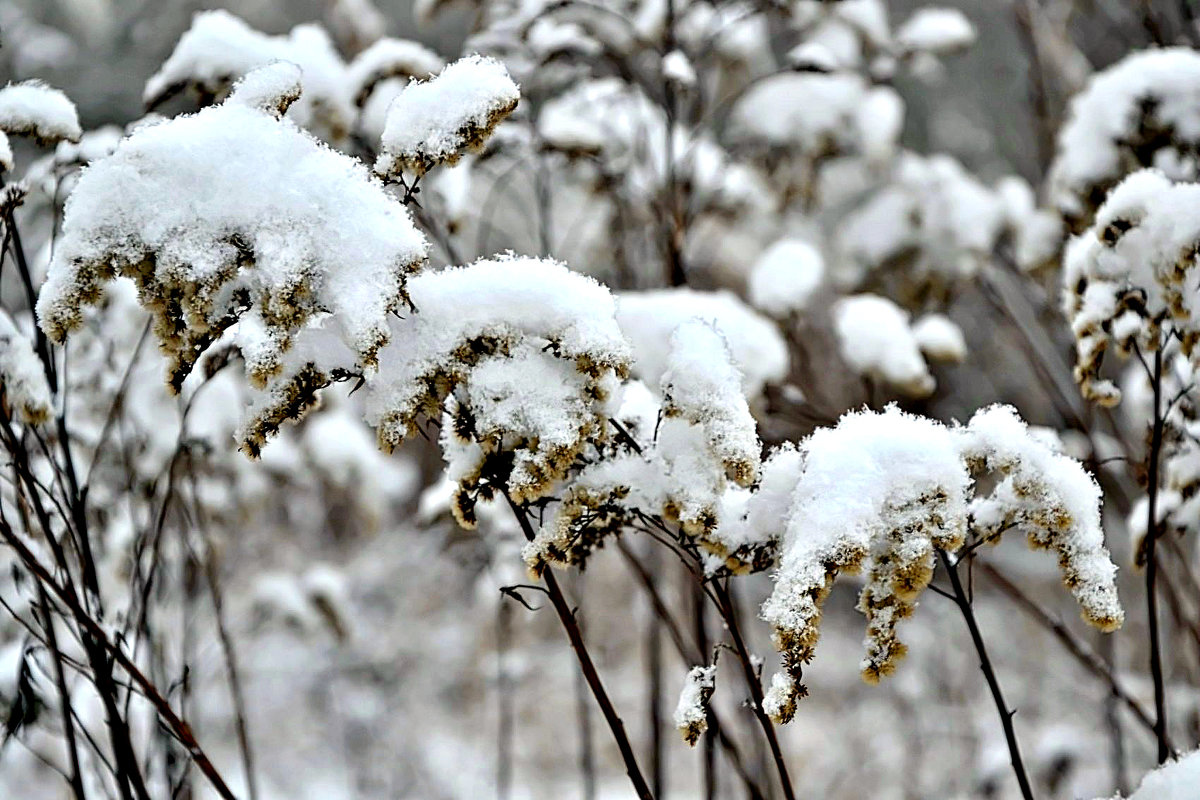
[674,664,716,746]
[0,80,81,145]
[0,310,52,424]
[362,254,630,526]
[36,65,428,453]
[374,55,520,179]
[1062,170,1200,406]
[761,404,1122,718]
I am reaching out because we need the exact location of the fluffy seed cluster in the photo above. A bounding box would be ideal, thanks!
[1062,170,1200,406]
[36,66,428,454]
[760,404,1122,719]
[363,255,630,526]
[374,55,520,178]
[674,665,717,746]
[1048,48,1200,232]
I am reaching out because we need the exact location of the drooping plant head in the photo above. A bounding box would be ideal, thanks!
[521,319,765,575]
[760,405,1122,722]
[362,254,631,525]
[374,54,520,179]
[36,63,429,454]
[1062,169,1200,406]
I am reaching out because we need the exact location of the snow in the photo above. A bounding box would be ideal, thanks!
[346,38,444,107]
[1061,169,1200,405]
[0,310,52,424]
[895,8,977,54]
[144,10,354,142]
[0,132,10,173]
[660,320,761,488]
[363,255,630,500]
[761,404,1122,715]
[730,72,903,161]
[375,55,520,178]
[617,288,788,402]
[1115,750,1200,799]
[674,665,716,746]
[833,294,934,397]
[761,405,970,692]
[1048,48,1200,227]
[662,50,697,87]
[962,405,1123,632]
[37,72,428,417]
[912,313,967,363]
[0,80,81,144]
[747,239,826,317]
[835,153,1006,291]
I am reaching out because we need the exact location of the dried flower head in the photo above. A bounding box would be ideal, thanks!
[961,405,1124,632]
[37,65,428,454]
[1062,170,1200,406]
[523,323,766,576]
[674,665,717,746]
[1049,48,1200,232]
[760,404,1122,718]
[374,55,520,179]
[363,255,630,524]
[0,80,81,145]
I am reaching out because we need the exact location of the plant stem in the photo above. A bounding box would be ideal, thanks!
[503,492,655,800]
[712,580,796,800]
[980,562,1160,739]
[1144,345,1170,763]
[939,551,1034,800]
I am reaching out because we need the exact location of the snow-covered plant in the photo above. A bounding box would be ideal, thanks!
[0,309,51,424]
[761,405,1121,717]
[36,64,428,453]
[0,80,82,147]
[523,319,762,574]
[1062,170,1200,406]
[616,288,788,404]
[832,294,939,398]
[1049,48,1200,232]
[674,664,716,746]
[363,254,630,522]
[144,9,356,142]
[374,55,520,179]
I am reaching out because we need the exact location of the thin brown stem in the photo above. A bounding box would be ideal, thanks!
[979,562,1160,740]
[939,551,1034,800]
[1143,346,1170,763]
[712,580,795,800]
[503,492,655,800]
